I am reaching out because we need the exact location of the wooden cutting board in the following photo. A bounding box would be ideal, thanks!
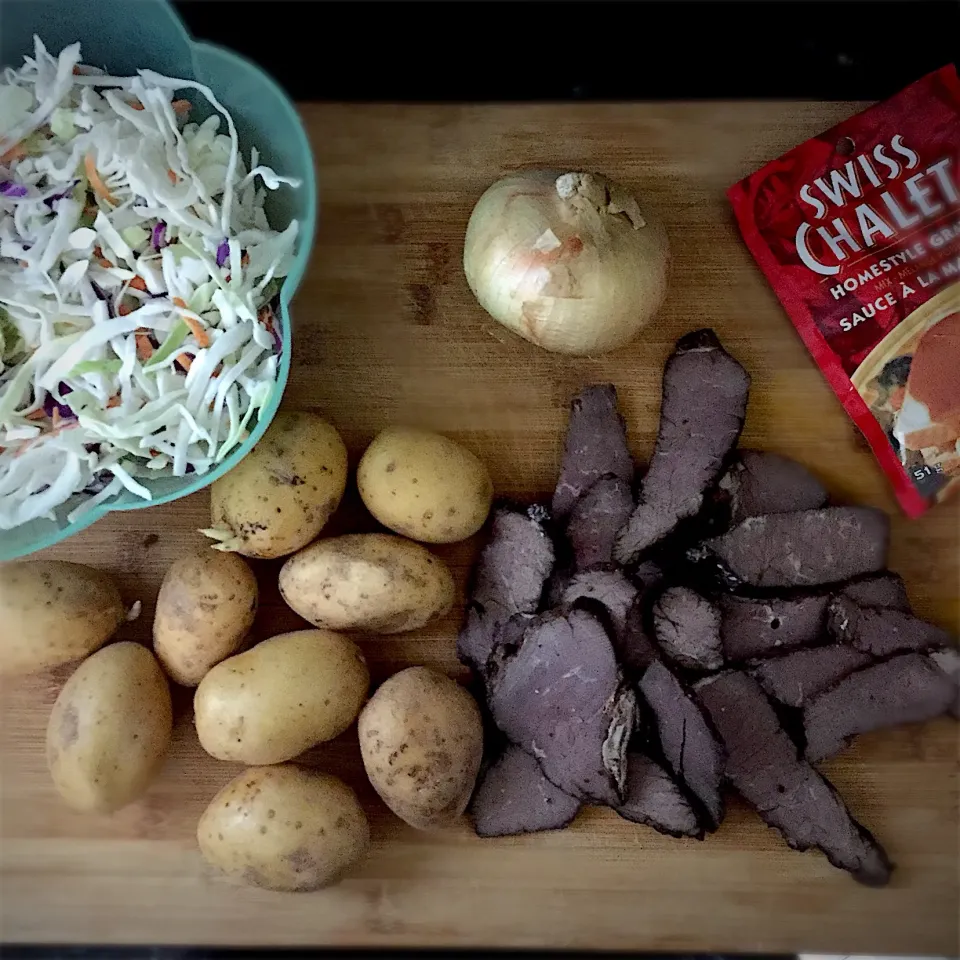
[1,102,958,954]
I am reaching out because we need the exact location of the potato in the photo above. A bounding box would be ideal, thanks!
[358,666,483,829]
[279,533,455,634]
[203,411,348,559]
[46,642,172,813]
[194,629,369,764]
[357,427,493,543]
[0,560,125,676]
[198,764,369,891]
[153,550,258,686]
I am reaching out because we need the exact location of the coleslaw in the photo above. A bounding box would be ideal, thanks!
[0,37,301,530]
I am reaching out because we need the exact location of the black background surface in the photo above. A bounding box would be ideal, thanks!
[172,0,959,102]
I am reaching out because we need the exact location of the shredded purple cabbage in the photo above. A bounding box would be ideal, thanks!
[43,382,76,420]
[151,222,167,250]
[0,181,29,198]
[43,179,79,207]
[215,239,229,267]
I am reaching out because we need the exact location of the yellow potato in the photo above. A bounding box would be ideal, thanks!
[153,550,258,686]
[357,427,493,543]
[46,642,172,813]
[194,629,369,764]
[198,764,369,891]
[203,411,348,559]
[358,666,483,830]
[279,533,455,634]
[0,560,125,676]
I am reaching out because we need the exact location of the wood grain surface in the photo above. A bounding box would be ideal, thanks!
[1,102,958,953]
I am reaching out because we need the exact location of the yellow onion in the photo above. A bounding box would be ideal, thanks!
[463,170,670,355]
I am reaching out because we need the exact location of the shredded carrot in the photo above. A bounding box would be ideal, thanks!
[84,153,117,205]
[135,334,153,360]
[51,408,61,429]
[1,143,27,164]
[93,246,113,269]
[175,353,193,372]
[106,395,121,409]
[183,317,210,348]
[149,448,160,457]
[129,98,145,111]
[172,296,188,309]
[25,408,46,421]
[72,65,83,75]
[240,251,250,267]
[129,276,148,292]
[171,99,191,116]
[117,301,133,317]
[167,168,177,185]
[258,304,275,334]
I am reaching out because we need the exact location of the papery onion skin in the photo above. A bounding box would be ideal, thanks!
[463,170,670,355]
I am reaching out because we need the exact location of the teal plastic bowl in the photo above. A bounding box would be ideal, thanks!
[0,0,317,560]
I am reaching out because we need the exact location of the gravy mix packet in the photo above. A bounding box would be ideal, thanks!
[729,65,960,517]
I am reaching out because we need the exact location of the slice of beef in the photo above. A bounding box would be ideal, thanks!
[552,385,633,522]
[827,595,953,657]
[457,505,555,670]
[719,593,829,661]
[472,505,555,616]
[839,573,911,613]
[652,586,723,671]
[566,475,635,569]
[614,752,703,838]
[752,645,872,708]
[562,569,638,641]
[638,661,725,829]
[803,653,957,762]
[615,594,660,678]
[718,450,827,524]
[488,609,637,805]
[470,744,581,837]
[929,647,960,718]
[616,330,750,564]
[694,507,889,588]
[697,671,892,886]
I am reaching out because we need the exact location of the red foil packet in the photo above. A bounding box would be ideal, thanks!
[729,65,960,517]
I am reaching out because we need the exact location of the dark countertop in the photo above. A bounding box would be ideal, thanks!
[173,0,958,102]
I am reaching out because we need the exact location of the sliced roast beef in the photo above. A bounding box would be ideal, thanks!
[839,573,911,613]
[488,609,637,805]
[652,586,723,671]
[752,645,872,708]
[552,385,633,522]
[697,670,892,886]
[472,505,555,615]
[638,661,725,829]
[615,330,750,564]
[615,595,661,678]
[827,595,953,658]
[719,593,829,661]
[566,475,635,569]
[470,744,581,837]
[457,505,555,670]
[562,568,638,641]
[803,653,957,762]
[614,752,703,838]
[718,450,827,524]
[694,507,889,588]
